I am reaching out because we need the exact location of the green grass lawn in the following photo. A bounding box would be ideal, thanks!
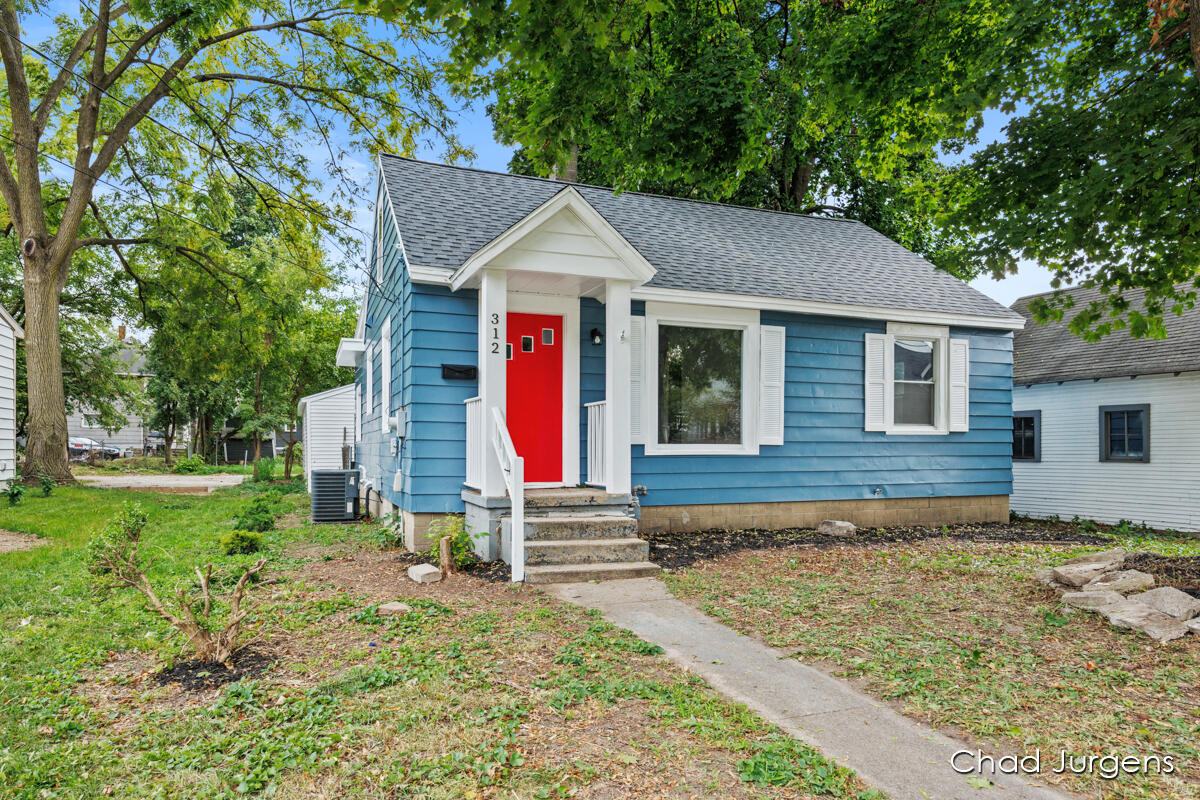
[667,526,1200,800]
[0,484,880,800]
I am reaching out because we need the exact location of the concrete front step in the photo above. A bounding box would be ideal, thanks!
[525,514,638,541]
[524,561,662,584]
[523,488,634,509]
[525,537,649,566]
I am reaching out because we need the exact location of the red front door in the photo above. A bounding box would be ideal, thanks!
[506,312,564,483]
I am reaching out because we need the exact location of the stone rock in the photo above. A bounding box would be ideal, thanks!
[818,520,856,537]
[1061,590,1125,612]
[1105,600,1190,642]
[1083,569,1155,594]
[407,564,442,584]
[1034,568,1059,587]
[1128,587,1200,621]
[1187,618,1200,636]
[378,601,413,616]
[1052,560,1120,588]
[1062,548,1126,569]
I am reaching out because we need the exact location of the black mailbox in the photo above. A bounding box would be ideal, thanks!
[442,364,478,380]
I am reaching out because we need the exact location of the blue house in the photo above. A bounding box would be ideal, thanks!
[336,156,1024,582]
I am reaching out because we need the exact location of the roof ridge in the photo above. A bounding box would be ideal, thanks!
[379,153,863,226]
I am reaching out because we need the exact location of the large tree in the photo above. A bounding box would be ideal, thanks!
[0,0,467,481]
[415,0,1051,266]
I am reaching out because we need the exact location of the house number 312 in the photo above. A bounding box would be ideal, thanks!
[490,313,500,354]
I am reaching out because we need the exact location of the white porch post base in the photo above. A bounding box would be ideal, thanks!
[479,269,508,497]
[604,279,633,495]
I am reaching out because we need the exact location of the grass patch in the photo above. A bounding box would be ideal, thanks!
[0,485,876,799]
[667,527,1200,800]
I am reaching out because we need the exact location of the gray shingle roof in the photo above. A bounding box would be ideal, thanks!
[1011,286,1200,385]
[379,155,1019,321]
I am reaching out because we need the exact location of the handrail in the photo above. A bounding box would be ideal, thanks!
[464,397,482,489]
[490,407,525,582]
[585,400,607,487]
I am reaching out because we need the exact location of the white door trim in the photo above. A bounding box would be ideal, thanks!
[507,292,581,487]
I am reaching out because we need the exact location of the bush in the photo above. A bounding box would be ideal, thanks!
[252,457,277,482]
[172,454,206,474]
[86,502,267,664]
[234,495,276,532]
[371,512,404,549]
[221,529,265,555]
[6,471,25,505]
[38,473,54,497]
[425,514,483,570]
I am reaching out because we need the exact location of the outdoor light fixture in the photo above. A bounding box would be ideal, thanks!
[590,328,603,346]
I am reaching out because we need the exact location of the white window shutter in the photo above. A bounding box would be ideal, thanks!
[381,317,392,432]
[864,333,889,431]
[758,325,786,445]
[629,316,645,444]
[948,338,970,432]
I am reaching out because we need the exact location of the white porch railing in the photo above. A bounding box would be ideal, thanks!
[586,400,607,487]
[490,407,525,583]
[464,396,483,489]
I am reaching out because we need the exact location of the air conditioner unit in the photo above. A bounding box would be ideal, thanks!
[310,469,360,523]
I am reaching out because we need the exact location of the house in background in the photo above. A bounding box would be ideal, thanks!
[337,156,1025,582]
[298,383,355,492]
[1010,287,1200,532]
[66,338,150,456]
[0,306,23,482]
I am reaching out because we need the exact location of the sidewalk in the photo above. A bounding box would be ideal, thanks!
[546,578,1076,800]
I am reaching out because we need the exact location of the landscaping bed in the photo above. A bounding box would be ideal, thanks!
[0,485,880,799]
[666,529,1200,800]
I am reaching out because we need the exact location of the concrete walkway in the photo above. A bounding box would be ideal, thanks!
[546,578,1074,800]
[76,473,247,493]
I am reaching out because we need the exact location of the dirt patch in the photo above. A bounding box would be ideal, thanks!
[152,646,279,692]
[645,522,1108,571]
[0,530,46,553]
[1126,553,1200,598]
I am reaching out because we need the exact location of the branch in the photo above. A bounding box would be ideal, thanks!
[97,12,187,92]
[32,4,131,134]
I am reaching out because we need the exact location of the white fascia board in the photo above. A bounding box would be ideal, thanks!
[335,337,366,367]
[449,187,656,291]
[299,383,355,412]
[0,306,23,339]
[632,285,1025,331]
[408,265,453,286]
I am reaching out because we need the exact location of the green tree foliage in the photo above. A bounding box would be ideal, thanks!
[943,0,1200,339]
[0,0,470,480]
[412,0,1051,266]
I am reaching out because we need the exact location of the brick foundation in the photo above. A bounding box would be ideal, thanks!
[637,494,1010,533]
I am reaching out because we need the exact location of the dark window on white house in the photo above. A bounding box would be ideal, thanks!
[1099,404,1150,463]
[1012,411,1040,462]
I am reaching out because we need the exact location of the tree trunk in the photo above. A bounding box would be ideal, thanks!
[283,438,296,478]
[1190,4,1200,87]
[22,261,73,483]
[163,420,174,467]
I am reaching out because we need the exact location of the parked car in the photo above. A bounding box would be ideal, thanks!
[68,437,122,461]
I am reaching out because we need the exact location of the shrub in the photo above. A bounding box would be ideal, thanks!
[425,514,483,570]
[252,456,277,482]
[38,473,54,497]
[221,529,265,555]
[234,495,276,532]
[172,454,206,474]
[371,512,404,549]
[86,502,267,663]
[6,471,25,505]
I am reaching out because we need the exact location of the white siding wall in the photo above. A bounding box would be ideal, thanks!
[1012,372,1200,531]
[302,384,357,493]
[0,323,15,481]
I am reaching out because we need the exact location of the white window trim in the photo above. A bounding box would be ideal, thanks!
[366,344,375,417]
[643,302,759,456]
[380,316,391,433]
[883,322,950,436]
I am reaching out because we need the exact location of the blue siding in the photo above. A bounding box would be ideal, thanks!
[356,177,478,515]
[630,312,1013,507]
[579,298,606,479]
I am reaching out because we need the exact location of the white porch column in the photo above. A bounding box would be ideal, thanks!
[479,268,507,497]
[604,279,633,495]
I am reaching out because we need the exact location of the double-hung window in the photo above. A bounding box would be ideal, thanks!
[1099,404,1149,462]
[864,323,970,434]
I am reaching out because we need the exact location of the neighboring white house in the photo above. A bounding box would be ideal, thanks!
[298,384,356,492]
[65,341,150,454]
[0,306,23,482]
[1010,286,1200,532]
